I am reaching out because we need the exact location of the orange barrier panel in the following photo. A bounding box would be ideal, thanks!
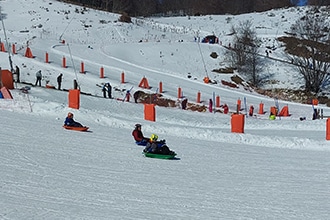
[178,87,182,99]
[68,89,80,109]
[138,77,150,89]
[216,95,220,108]
[121,72,125,83]
[0,87,13,99]
[100,67,104,78]
[258,102,264,114]
[12,44,16,54]
[144,104,156,122]
[0,69,14,89]
[231,114,245,133]
[278,105,290,117]
[25,47,33,58]
[326,118,330,140]
[45,52,49,63]
[159,81,163,93]
[312,99,318,106]
[62,56,66,68]
[0,42,6,52]
[270,106,278,116]
[80,62,85,73]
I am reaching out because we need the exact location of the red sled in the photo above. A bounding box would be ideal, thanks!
[63,125,89,131]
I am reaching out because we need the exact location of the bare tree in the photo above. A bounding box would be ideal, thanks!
[286,7,330,93]
[228,20,262,87]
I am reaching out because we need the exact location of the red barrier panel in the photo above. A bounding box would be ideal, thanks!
[144,104,156,122]
[0,42,6,52]
[138,77,150,89]
[326,118,330,140]
[68,89,80,109]
[0,69,14,89]
[231,114,245,133]
[25,47,33,58]
[258,102,264,114]
[278,105,290,117]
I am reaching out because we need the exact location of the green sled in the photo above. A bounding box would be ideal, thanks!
[143,152,177,159]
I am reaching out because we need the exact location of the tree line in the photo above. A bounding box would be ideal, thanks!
[58,0,329,17]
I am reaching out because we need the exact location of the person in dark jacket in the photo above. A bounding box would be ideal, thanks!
[64,112,83,127]
[209,99,213,113]
[143,134,172,155]
[57,73,63,90]
[35,70,42,86]
[181,98,188,110]
[15,65,20,83]
[132,124,149,145]
[102,82,112,98]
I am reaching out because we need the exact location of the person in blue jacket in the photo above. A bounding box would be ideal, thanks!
[64,112,83,127]
[143,134,173,155]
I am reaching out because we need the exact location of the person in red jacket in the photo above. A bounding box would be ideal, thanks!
[132,124,149,145]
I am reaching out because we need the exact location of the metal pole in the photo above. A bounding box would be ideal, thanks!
[0,7,14,73]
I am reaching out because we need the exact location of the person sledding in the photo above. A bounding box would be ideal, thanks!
[132,124,149,145]
[64,112,84,127]
[143,134,175,155]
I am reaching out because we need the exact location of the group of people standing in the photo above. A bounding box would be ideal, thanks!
[12,66,64,90]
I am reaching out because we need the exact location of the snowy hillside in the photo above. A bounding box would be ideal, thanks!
[0,0,330,219]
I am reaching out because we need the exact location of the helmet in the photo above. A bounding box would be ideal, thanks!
[68,112,73,118]
[135,123,141,128]
[150,134,158,141]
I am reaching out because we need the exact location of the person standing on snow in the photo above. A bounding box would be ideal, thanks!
[57,73,63,90]
[15,65,20,83]
[35,70,42,86]
[102,82,112,98]
[223,104,229,114]
[249,105,254,116]
[209,99,213,113]
[181,98,188,110]
[125,90,132,102]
